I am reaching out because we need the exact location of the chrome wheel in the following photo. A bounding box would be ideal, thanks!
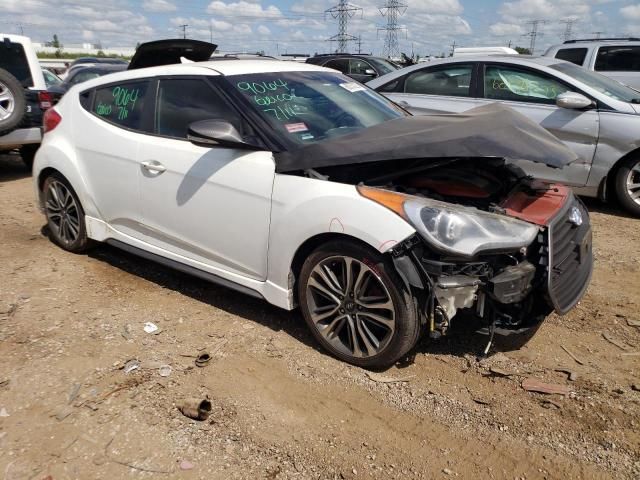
[305,256,396,358]
[626,159,640,206]
[45,180,81,245]
[0,80,15,122]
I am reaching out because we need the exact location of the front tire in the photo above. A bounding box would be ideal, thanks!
[298,240,420,369]
[42,173,92,253]
[614,156,640,217]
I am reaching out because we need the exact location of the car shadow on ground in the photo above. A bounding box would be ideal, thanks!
[0,153,31,183]
[85,242,539,370]
[580,196,638,220]
[87,243,321,352]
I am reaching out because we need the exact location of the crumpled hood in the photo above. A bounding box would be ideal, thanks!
[274,103,579,173]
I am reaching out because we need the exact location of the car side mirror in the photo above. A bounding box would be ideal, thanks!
[187,119,261,150]
[364,68,376,76]
[556,92,593,109]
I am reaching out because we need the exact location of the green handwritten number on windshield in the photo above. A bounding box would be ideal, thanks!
[263,104,298,121]
[237,79,289,96]
[105,86,140,121]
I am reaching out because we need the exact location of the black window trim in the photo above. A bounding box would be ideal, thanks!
[80,74,274,150]
[348,57,375,76]
[82,78,154,134]
[477,61,611,110]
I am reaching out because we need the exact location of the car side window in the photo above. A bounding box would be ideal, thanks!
[595,46,640,72]
[349,59,374,76]
[484,65,569,105]
[404,65,472,97]
[91,80,149,131]
[324,59,350,75]
[156,78,243,139]
[554,48,588,66]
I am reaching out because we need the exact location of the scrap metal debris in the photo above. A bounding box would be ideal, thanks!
[365,371,415,384]
[195,353,211,368]
[560,345,585,365]
[521,378,571,395]
[555,367,578,382]
[177,398,212,421]
[602,332,629,351]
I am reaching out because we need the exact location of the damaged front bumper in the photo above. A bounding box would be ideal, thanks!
[390,194,593,338]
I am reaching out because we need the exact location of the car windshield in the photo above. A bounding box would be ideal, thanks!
[369,58,398,75]
[229,71,407,146]
[550,62,640,103]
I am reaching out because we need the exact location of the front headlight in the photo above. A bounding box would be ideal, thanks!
[358,187,539,257]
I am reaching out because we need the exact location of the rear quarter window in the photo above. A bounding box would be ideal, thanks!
[0,41,33,87]
[554,48,588,66]
[595,46,640,72]
[90,81,150,131]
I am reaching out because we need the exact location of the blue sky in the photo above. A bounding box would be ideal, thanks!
[2,0,639,56]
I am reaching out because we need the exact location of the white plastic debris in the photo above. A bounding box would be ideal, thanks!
[124,360,140,374]
[0,407,9,417]
[158,365,172,377]
[143,322,159,334]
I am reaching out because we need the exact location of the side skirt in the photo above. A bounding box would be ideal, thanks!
[106,239,265,301]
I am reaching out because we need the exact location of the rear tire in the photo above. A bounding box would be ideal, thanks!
[42,173,92,253]
[298,239,420,369]
[19,144,38,170]
[614,156,640,217]
[0,68,26,137]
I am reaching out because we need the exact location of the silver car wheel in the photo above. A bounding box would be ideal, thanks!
[627,159,640,205]
[45,180,81,245]
[0,80,16,121]
[305,255,396,358]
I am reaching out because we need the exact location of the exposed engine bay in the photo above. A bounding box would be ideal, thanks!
[303,157,592,346]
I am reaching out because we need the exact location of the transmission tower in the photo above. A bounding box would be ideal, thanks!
[325,0,362,53]
[560,19,576,42]
[522,19,549,54]
[378,0,407,59]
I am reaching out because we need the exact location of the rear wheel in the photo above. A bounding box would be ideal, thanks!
[298,240,420,368]
[42,173,92,253]
[614,156,640,217]
[0,68,26,136]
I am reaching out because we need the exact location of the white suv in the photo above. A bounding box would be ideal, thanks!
[0,34,53,168]
[32,43,593,367]
[544,38,640,90]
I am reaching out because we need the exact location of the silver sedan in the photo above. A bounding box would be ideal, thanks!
[368,56,640,216]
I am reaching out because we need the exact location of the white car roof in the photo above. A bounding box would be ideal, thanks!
[0,33,46,90]
[67,59,335,92]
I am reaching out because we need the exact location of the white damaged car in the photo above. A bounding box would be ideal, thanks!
[33,41,593,367]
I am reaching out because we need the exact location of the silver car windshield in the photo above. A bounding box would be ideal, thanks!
[231,71,407,146]
[550,62,640,103]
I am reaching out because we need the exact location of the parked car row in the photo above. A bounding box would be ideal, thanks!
[367,52,640,216]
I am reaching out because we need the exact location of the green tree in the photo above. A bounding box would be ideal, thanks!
[514,46,531,55]
[51,34,61,49]
[97,50,106,57]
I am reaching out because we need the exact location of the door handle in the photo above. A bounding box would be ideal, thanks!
[398,100,410,107]
[140,161,166,174]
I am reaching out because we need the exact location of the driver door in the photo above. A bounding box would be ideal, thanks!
[136,77,275,280]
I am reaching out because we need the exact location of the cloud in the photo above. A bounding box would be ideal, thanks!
[620,5,640,21]
[257,25,271,36]
[206,1,283,19]
[489,22,525,36]
[142,0,176,13]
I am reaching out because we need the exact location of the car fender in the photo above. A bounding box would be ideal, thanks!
[266,174,416,302]
[586,111,640,192]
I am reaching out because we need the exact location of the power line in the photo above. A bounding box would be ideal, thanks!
[378,0,407,59]
[325,0,362,53]
[560,19,576,42]
[522,19,549,54]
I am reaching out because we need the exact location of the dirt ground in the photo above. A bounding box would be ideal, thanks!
[0,152,639,480]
